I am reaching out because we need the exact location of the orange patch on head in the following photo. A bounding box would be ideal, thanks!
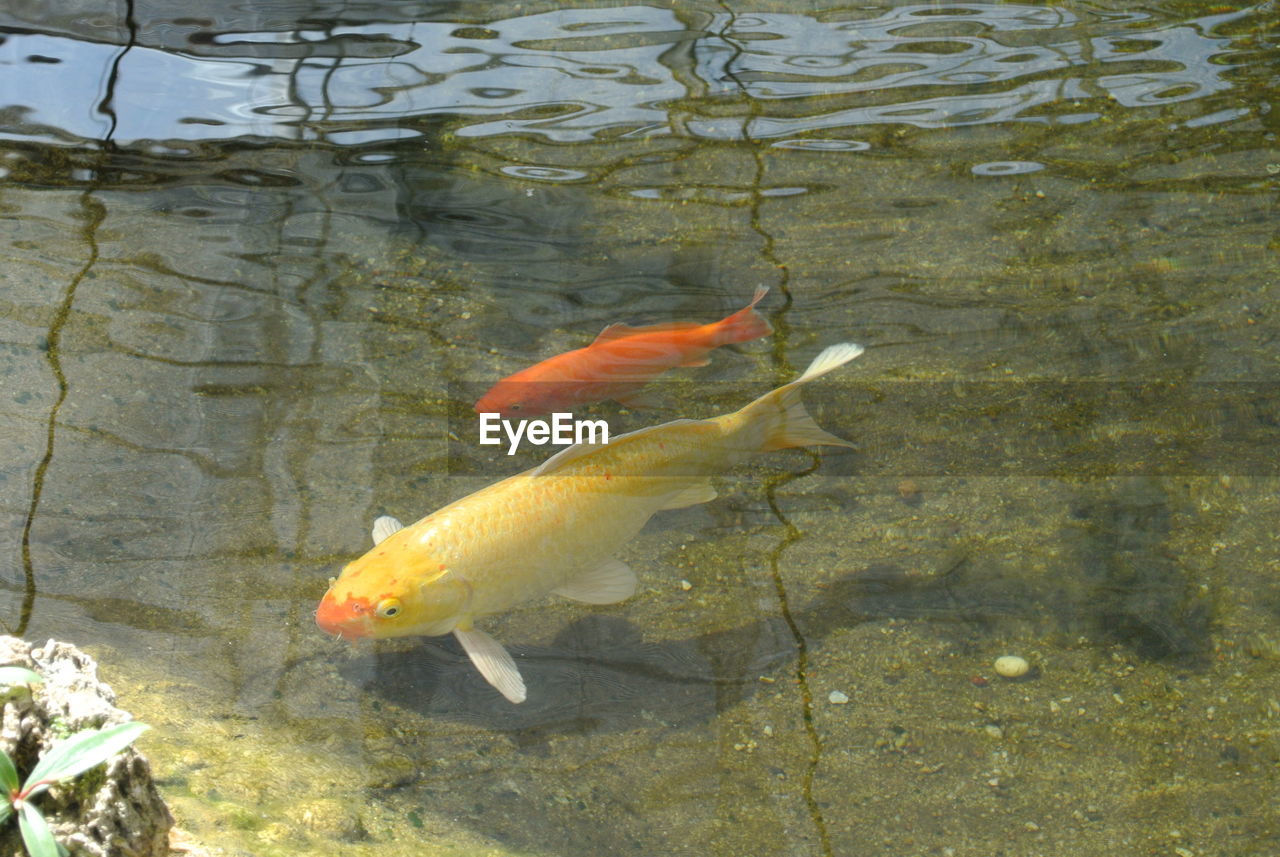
[315,593,373,640]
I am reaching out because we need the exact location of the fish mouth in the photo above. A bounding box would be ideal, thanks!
[317,622,362,641]
[315,600,370,641]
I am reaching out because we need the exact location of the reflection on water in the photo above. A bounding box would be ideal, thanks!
[1,0,1278,855]
[0,3,1265,147]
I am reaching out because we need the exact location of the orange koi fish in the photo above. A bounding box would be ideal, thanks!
[474,287,772,416]
[317,343,864,702]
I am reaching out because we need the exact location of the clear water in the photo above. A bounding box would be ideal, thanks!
[2,1,1277,854]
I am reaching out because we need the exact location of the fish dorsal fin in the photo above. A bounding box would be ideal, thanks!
[531,418,701,476]
[591,320,702,345]
[553,559,636,604]
[454,626,526,703]
[371,515,404,545]
[659,480,717,510]
[592,322,639,345]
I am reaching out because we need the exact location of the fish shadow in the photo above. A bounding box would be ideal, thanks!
[340,610,796,745]
[338,561,1040,746]
[1057,477,1212,661]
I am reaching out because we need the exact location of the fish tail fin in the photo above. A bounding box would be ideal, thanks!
[736,342,864,451]
[713,286,773,345]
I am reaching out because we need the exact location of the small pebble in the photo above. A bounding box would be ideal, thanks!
[679,580,692,591]
[828,690,850,704]
[994,655,1030,679]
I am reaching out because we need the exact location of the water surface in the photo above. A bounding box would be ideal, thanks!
[1,1,1277,854]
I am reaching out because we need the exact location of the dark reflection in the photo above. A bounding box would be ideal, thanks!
[3,587,213,636]
[396,165,592,265]
[1062,478,1210,660]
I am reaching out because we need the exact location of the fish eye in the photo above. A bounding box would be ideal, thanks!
[375,598,402,618]
[509,403,522,411]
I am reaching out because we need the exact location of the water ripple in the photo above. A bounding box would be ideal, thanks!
[972,160,1045,176]
[0,2,1264,148]
[500,165,590,181]
[772,139,870,151]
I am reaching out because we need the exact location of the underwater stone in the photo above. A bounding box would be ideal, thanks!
[993,655,1031,679]
[0,635,172,857]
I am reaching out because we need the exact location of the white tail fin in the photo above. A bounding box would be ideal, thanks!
[736,343,864,452]
[793,343,864,385]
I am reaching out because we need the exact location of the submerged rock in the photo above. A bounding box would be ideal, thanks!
[0,636,172,857]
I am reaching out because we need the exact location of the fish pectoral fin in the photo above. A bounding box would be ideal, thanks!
[371,515,405,545]
[453,627,527,704]
[553,559,637,604]
[659,480,717,510]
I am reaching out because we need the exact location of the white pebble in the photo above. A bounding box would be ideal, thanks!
[828,690,850,704]
[994,655,1030,678]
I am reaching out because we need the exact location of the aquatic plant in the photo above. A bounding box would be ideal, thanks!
[0,668,149,857]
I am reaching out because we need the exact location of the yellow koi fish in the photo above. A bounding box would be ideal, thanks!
[316,343,864,702]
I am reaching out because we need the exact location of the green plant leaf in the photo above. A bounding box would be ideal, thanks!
[18,801,60,857]
[0,748,19,794]
[23,722,149,797]
[0,667,41,688]
[0,802,11,827]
